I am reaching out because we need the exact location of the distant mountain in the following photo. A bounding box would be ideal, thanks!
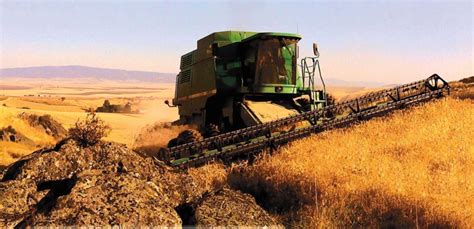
[0,65,176,83]
[0,65,386,87]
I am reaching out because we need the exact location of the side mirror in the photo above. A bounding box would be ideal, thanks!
[165,100,174,107]
[165,99,178,107]
[296,45,299,58]
[313,43,320,57]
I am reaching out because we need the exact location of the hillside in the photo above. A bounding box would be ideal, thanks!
[230,97,473,227]
[0,66,175,83]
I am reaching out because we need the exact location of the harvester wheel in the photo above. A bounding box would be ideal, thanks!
[177,129,204,145]
[204,124,220,138]
[167,138,178,148]
[296,98,311,112]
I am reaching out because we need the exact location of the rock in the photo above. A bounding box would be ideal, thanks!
[195,188,281,227]
[31,170,181,226]
[0,139,229,227]
[6,139,171,185]
[0,179,47,227]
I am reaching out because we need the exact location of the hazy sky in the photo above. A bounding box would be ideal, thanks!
[1,0,472,83]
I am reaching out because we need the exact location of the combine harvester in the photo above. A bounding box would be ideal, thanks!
[158,31,450,169]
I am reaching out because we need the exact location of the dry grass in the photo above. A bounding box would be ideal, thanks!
[229,98,474,227]
[0,141,36,168]
[133,122,192,156]
[0,97,178,145]
[0,107,57,167]
[450,81,474,100]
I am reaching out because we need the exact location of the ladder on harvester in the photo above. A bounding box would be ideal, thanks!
[156,74,450,169]
[300,51,327,110]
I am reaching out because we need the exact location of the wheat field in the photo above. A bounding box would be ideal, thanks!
[230,98,474,227]
[0,83,178,167]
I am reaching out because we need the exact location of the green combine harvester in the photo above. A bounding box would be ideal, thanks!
[159,31,450,169]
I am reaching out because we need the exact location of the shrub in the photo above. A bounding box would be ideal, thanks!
[68,112,111,146]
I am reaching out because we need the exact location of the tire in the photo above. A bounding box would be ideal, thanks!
[176,129,203,145]
[204,124,220,138]
[167,138,178,148]
[175,129,203,158]
[296,98,311,112]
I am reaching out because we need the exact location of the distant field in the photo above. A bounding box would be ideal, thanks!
[0,83,174,98]
[0,81,179,167]
[0,88,178,143]
[0,85,32,90]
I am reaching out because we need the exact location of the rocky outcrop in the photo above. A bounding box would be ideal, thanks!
[0,139,278,227]
[30,170,181,226]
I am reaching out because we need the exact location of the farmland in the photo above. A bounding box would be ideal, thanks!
[0,78,472,227]
[230,97,474,227]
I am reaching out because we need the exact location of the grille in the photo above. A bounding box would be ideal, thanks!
[179,69,191,84]
[180,53,194,69]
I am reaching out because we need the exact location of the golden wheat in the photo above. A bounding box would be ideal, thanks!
[230,98,474,227]
[133,122,192,157]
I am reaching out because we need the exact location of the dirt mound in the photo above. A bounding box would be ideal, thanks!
[0,126,33,144]
[18,113,67,139]
[0,138,277,227]
[195,188,280,227]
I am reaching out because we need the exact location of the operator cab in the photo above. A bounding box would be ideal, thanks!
[239,34,300,95]
[242,37,298,86]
